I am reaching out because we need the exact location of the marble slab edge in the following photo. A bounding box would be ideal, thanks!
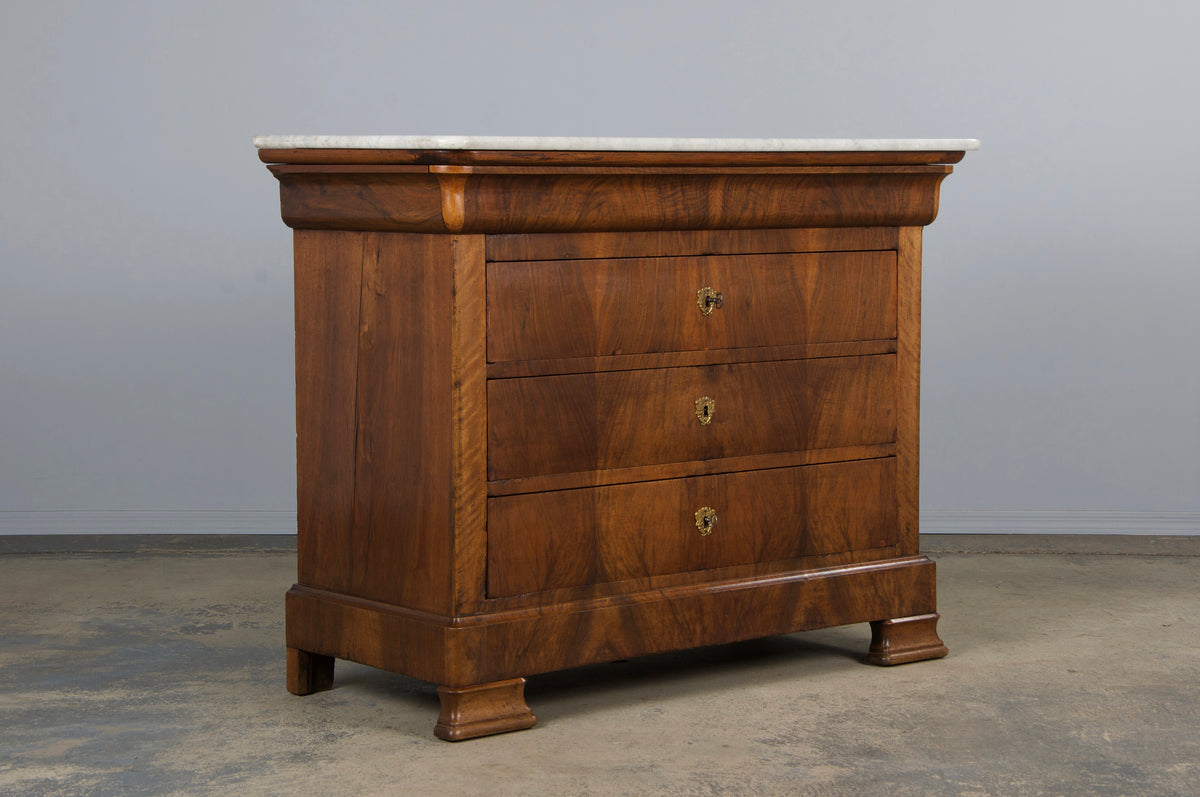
[254,135,980,152]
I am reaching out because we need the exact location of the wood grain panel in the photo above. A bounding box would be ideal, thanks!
[272,168,950,233]
[287,554,938,686]
[294,230,363,592]
[349,233,456,612]
[273,169,444,230]
[488,355,896,481]
[286,585,449,684]
[469,557,936,683]
[485,226,898,262]
[487,458,897,597]
[896,226,922,556]
[464,170,946,233]
[449,236,489,612]
[487,251,896,362]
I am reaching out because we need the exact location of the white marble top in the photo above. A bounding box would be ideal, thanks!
[254,135,979,152]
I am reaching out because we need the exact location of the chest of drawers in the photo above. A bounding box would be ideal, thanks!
[258,136,975,740]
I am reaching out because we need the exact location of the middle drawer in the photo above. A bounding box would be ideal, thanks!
[488,354,896,482]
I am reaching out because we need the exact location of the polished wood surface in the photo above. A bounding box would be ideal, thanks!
[487,356,896,480]
[286,555,938,686]
[269,143,967,740]
[435,679,536,741]
[448,235,489,614]
[487,251,896,362]
[293,231,361,600]
[868,613,949,665]
[487,459,897,597]
[269,165,951,234]
[295,233,461,611]
[897,227,923,557]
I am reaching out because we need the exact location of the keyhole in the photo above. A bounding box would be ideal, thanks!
[697,287,723,316]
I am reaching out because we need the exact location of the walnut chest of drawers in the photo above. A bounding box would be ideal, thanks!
[257,135,976,740]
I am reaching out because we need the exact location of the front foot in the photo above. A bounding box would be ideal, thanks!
[867,613,948,665]
[435,677,537,741]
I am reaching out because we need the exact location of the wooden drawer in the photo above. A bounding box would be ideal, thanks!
[488,354,895,481]
[487,458,897,597]
[486,250,896,362]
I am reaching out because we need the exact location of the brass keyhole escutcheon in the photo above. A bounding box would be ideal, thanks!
[697,286,723,316]
[695,507,718,536]
[694,396,715,426]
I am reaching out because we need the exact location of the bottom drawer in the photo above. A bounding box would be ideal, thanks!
[487,458,896,598]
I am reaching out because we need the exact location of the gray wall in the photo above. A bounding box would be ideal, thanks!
[2,1,1197,535]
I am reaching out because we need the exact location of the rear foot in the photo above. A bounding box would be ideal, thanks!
[287,647,335,694]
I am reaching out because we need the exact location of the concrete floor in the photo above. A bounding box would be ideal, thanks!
[1,537,1197,796]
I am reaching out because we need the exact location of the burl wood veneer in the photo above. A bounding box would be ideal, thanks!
[258,136,975,740]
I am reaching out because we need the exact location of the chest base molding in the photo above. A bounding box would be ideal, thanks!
[286,555,943,689]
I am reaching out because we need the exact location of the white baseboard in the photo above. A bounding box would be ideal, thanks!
[921,510,1199,535]
[0,510,295,536]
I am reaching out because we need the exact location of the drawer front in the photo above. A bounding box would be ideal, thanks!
[487,250,896,363]
[488,354,895,481]
[487,458,897,597]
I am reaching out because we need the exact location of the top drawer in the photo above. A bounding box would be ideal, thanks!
[487,250,896,363]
